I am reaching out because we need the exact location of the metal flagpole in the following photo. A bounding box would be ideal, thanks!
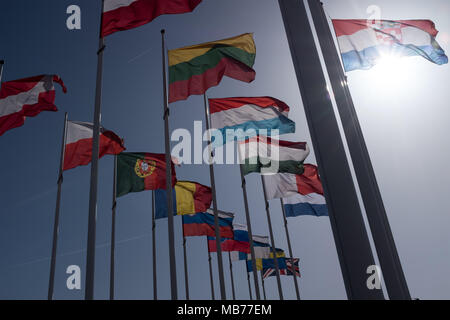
[152,191,157,300]
[85,0,106,300]
[203,93,227,299]
[278,0,384,299]
[207,249,215,300]
[261,176,283,299]
[260,270,267,300]
[228,252,236,300]
[0,60,4,82]
[109,155,117,300]
[160,29,178,299]
[280,198,300,300]
[246,272,253,300]
[182,224,190,300]
[48,112,68,300]
[237,148,261,300]
[307,0,410,300]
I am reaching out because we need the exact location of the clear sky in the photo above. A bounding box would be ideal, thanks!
[0,0,448,300]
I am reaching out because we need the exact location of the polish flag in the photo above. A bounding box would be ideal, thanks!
[64,121,125,171]
[0,75,67,136]
[102,0,203,37]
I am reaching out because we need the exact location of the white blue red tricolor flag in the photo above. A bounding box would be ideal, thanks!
[332,19,448,72]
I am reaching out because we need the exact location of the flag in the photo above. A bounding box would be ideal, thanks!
[229,224,270,261]
[283,193,328,217]
[238,136,309,175]
[247,254,286,272]
[332,19,448,72]
[207,223,250,253]
[116,152,176,197]
[169,33,256,103]
[0,75,66,136]
[208,97,296,146]
[102,0,202,37]
[64,121,125,171]
[263,164,323,200]
[182,209,233,238]
[155,181,212,219]
[262,258,300,279]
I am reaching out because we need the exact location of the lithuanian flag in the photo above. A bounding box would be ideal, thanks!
[168,33,256,103]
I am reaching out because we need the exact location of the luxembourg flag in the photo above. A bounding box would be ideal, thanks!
[283,193,328,217]
[332,19,448,72]
[208,97,296,146]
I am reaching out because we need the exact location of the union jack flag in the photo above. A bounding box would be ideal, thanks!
[263,258,300,279]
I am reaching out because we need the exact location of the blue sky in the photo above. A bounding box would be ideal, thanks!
[0,0,449,299]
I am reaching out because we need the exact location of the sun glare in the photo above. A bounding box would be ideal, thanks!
[369,53,412,87]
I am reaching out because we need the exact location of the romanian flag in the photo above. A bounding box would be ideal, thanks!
[332,19,448,71]
[102,0,202,37]
[182,209,233,238]
[155,181,212,219]
[116,152,177,197]
[168,33,256,103]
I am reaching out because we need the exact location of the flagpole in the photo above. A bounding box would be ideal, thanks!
[152,191,157,300]
[85,0,106,300]
[48,112,68,300]
[260,270,267,300]
[109,155,117,300]
[0,60,4,82]
[246,272,253,300]
[307,0,410,300]
[237,148,261,300]
[203,93,227,299]
[182,223,190,300]
[228,252,236,300]
[280,198,300,300]
[261,176,284,300]
[161,29,178,299]
[278,0,384,299]
[207,248,215,300]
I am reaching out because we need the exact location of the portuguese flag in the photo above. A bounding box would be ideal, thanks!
[238,136,310,175]
[168,33,256,103]
[116,152,177,197]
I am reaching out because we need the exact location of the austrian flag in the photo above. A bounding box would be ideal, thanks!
[0,75,67,136]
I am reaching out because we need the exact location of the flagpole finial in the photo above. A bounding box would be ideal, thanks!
[161,29,165,34]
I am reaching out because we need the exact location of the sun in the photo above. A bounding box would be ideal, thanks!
[369,53,412,86]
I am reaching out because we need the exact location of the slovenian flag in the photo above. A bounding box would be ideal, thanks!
[0,75,66,136]
[155,181,212,219]
[332,19,448,71]
[208,97,296,146]
[182,209,233,238]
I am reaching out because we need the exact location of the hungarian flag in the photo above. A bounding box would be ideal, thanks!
[262,164,324,200]
[63,121,125,171]
[116,152,176,197]
[102,0,202,37]
[182,209,233,238]
[208,96,296,146]
[332,19,448,71]
[238,136,309,175]
[155,181,212,219]
[0,75,66,136]
[169,33,256,103]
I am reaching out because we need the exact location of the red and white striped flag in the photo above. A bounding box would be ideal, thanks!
[63,121,125,171]
[102,0,203,37]
[0,75,67,136]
